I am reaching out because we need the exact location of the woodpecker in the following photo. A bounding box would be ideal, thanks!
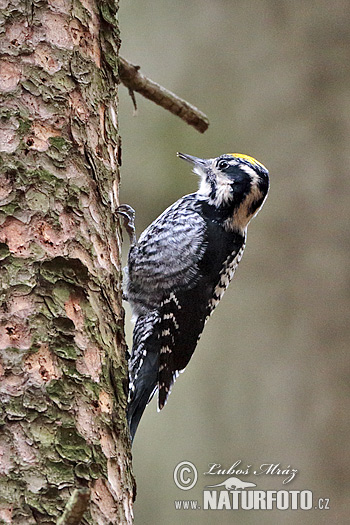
[124,152,269,441]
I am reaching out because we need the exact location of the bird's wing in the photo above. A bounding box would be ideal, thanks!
[157,279,213,409]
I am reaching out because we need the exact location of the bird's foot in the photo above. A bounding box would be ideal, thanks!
[117,204,136,245]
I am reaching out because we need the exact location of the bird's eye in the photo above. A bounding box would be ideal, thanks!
[218,160,229,170]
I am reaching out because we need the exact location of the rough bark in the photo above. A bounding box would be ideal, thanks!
[0,1,134,524]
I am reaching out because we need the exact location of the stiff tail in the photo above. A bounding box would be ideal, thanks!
[127,312,160,442]
[127,354,158,441]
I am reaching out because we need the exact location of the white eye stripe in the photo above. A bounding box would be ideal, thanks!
[238,164,260,183]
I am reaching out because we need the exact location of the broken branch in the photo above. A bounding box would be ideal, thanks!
[119,56,209,133]
[57,488,90,525]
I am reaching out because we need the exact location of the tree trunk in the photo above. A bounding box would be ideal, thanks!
[0,1,134,523]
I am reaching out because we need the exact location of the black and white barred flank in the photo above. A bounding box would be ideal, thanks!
[126,153,269,441]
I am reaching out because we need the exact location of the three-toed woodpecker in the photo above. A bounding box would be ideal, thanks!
[125,152,269,441]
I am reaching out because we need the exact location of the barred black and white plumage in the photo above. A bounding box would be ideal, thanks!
[125,152,269,441]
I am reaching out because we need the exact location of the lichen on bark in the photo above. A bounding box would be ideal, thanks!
[0,0,133,523]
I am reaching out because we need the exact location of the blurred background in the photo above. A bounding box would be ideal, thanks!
[118,1,350,523]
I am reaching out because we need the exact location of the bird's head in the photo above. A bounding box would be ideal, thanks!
[177,152,269,232]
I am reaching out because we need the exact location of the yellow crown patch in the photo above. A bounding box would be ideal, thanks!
[229,153,267,171]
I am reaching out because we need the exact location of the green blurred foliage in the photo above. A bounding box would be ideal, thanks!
[119,1,350,523]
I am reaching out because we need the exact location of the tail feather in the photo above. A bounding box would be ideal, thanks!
[127,353,158,441]
[127,312,160,442]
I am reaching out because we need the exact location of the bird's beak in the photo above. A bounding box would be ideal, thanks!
[177,153,212,180]
[177,152,207,167]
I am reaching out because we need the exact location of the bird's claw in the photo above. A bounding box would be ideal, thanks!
[117,204,136,245]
